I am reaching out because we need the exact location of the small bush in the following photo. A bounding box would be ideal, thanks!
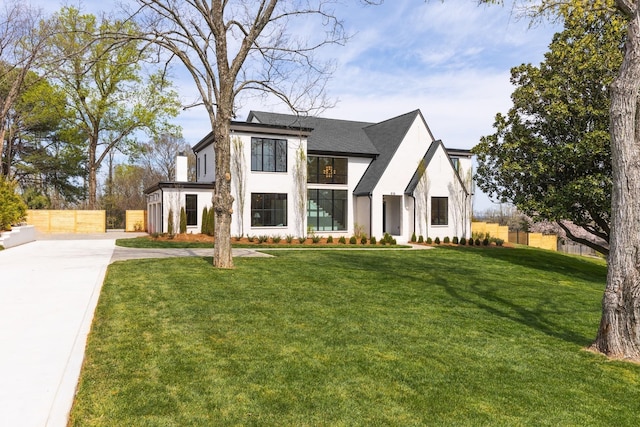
[349,236,357,244]
[167,208,174,235]
[327,235,334,244]
[443,236,450,244]
[233,235,243,241]
[381,232,395,245]
[494,238,504,246]
[426,237,433,244]
[299,236,307,244]
[410,232,417,242]
[483,237,490,246]
[475,238,481,246]
[286,234,294,243]
[452,236,459,244]
[312,235,321,243]
[339,236,347,244]
[418,235,424,243]
[361,236,367,245]
[380,239,386,245]
[370,236,377,245]
[257,235,269,244]
[459,237,467,245]
[272,235,281,243]
[435,237,441,245]
[247,235,256,242]
[468,238,474,246]
[179,207,187,234]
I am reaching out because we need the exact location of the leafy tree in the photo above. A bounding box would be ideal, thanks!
[0,176,26,230]
[130,0,349,268]
[473,8,623,256]
[44,7,181,209]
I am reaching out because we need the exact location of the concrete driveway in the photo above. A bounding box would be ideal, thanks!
[0,238,116,427]
[0,232,272,427]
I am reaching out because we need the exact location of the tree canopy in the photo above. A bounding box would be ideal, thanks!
[473,7,624,255]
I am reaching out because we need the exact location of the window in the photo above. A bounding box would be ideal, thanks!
[251,193,287,227]
[307,156,348,184]
[251,137,287,172]
[431,197,448,226]
[451,158,459,172]
[204,154,207,174]
[197,157,200,177]
[186,194,198,226]
[307,189,347,231]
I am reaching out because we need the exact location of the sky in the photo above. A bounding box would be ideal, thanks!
[32,0,561,212]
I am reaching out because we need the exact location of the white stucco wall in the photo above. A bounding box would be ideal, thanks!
[196,144,216,183]
[229,132,308,238]
[147,187,213,234]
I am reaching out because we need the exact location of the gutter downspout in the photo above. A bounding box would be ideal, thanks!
[160,187,164,234]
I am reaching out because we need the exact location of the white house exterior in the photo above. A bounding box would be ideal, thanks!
[145,109,473,243]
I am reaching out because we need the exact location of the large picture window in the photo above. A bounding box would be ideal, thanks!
[251,193,287,227]
[251,137,287,172]
[186,194,198,226]
[307,156,347,184]
[431,197,448,226]
[307,189,347,231]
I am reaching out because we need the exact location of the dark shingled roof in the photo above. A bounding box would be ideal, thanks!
[247,111,378,156]
[247,109,440,196]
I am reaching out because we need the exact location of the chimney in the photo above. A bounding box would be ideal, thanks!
[176,152,188,182]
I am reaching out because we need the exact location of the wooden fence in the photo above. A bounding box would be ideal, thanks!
[27,210,106,233]
[27,209,147,233]
[472,221,558,251]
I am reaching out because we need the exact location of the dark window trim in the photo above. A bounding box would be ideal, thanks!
[186,194,198,226]
[251,193,288,227]
[251,137,288,172]
[431,196,448,226]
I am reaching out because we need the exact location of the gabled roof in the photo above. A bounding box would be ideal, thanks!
[354,110,427,196]
[247,111,378,156]
[404,139,470,196]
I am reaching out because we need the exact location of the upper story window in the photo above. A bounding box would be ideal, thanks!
[451,157,460,172]
[251,137,287,172]
[307,156,347,184]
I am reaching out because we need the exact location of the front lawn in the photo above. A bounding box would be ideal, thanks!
[69,247,640,426]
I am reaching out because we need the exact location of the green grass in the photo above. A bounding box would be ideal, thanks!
[69,247,640,426]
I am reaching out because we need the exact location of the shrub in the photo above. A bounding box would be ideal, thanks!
[201,207,209,234]
[483,237,490,246]
[349,236,357,244]
[435,237,441,245]
[410,232,417,242]
[233,235,243,241]
[495,238,505,247]
[370,236,377,245]
[380,238,386,245]
[426,237,433,244]
[468,237,474,246]
[286,234,294,243]
[247,235,256,242]
[361,236,367,245]
[0,178,27,231]
[179,207,187,234]
[452,236,459,244]
[298,236,307,244]
[167,208,174,235]
[272,235,281,243]
[381,233,395,245]
[443,236,450,244]
[311,235,321,243]
[459,237,466,245]
[327,235,334,243]
[257,235,269,244]
[475,238,482,246]
[418,235,424,243]
[339,236,347,244]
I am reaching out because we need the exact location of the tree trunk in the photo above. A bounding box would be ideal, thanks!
[88,140,97,210]
[212,107,234,269]
[591,10,640,360]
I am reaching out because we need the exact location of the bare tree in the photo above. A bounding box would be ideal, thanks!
[139,133,195,182]
[130,1,347,268]
[0,1,53,174]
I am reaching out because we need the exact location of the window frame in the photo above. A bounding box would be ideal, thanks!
[251,137,288,172]
[307,156,348,184]
[307,189,348,231]
[251,193,288,227]
[431,197,448,226]
[185,194,198,226]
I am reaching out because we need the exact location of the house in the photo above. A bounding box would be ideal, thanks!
[144,109,473,243]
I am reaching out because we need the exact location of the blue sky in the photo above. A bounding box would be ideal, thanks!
[34,0,560,211]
